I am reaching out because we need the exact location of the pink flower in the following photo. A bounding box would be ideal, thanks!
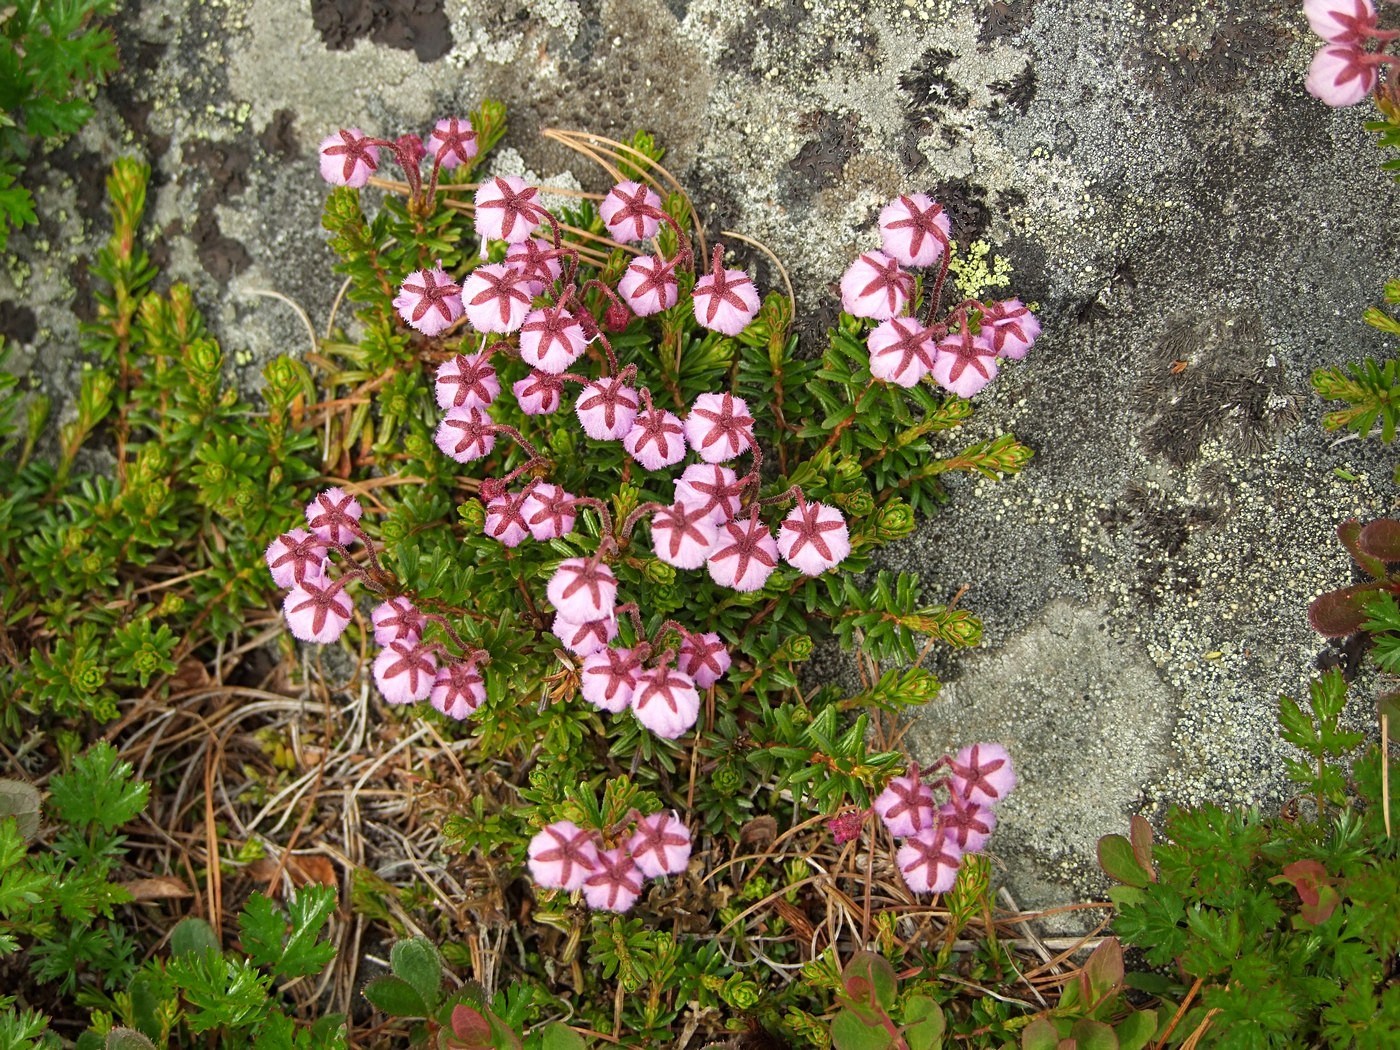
[650,502,719,570]
[950,743,1017,807]
[519,305,588,374]
[581,646,642,712]
[575,376,640,440]
[318,128,378,187]
[373,639,438,704]
[828,810,869,845]
[692,247,760,335]
[981,299,1041,360]
[627,811,692,877]
[552,614,617,657]
[896,828,963,894]
[504,238,563,295]
[283,576,354,644]
[939,796,997,853]
[707,512,779,592]
[473,175,546,243]
[265,528,328,588]
[684,392,754,464]
[528,821,600,891]
[873,774,936,838]
[583,847,645,911]
[618,254,680,316]
[676,631,730,688]
[674,463,743,523]
[435,407,496,463]
[931,329,999,397]
[625,406,688,470]
[547,558,618,622]
[463,263,532,333]
[513,370,564,415]
[1305,0,1377,44]
[878,194,951,268]
[520,482,577,541]
[777,501,850,576]
[840,250,913,320]
[426,117,478,169]
[1306,44,1378,107]
[371,596,423,645]
[631,665,701,738]
[600,181,664,242]
[484,490,532,547]
[868,318,937,387]
[434,352,499,411]
[394,268,464,338]
[305,488,363,546]
[430,660,486,720]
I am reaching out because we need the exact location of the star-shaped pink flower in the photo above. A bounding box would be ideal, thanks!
[873,773,936,838]
[547,558,618,622]
[394,267,464,338]
[520,482,576,541]
[600,180,665,242]
[426,116,478,169]
[474,175,546,243]
[777,501,850,576]
[583,847,644,911]
[552,614,617,657]
[435,351,499,411]
[981,299,1041,360]
[283,575,353,644]
[463,263,532,333]
[878,194,951,268]
[939,796,997,853]
[627,811,692,877]
[619,254,680,317]
[674,463,743,524]
[1305,0,1377,45]
[692,247,760,335]
[318,128,379,187]
[484,490,532,547]
[265,528,328,588]
[581,646,643,712]
[684,392,754,464]
[676,631,731,688]
[435,406,496,463]
[305,488,362,546]
[430,660,486,720]
[896,827,963,894]
[950,743,1017,807]
[373,639,438,705]
[707,513,779,592]
[1306,43,1378,107]
[512,370,564,416]
[519,305,588,374]
[575,376,640,441]
[868,317,937,388]
[504,237,563,295]
[625,406,688,471]
[931,328,999,397]
[650,501,719,570]
[840,250,913,320]
[371,596,423,646]
[631,665,701,738]
[528,820,600,891]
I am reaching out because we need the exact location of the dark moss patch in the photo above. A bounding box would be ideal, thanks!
[1097,483,1222,607]
[787,111,860,193]
[0,301,37,346]
[190,211,252,283]
[310,0,453,62]
[1131,0,1289,97]
[258,109,301,160]
[979,0,1036,44]
[928,177,990,245]
[990,62,1037,118]
[900,48,972,145]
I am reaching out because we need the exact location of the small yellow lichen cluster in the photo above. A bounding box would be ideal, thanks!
[947,239,1013,301]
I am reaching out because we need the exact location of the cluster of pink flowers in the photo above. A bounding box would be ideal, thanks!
[830,743,1017,895]
[1304,0,1398,107]
[266,488,491,719]
[527,809,691,911]
[841,193,1039,398]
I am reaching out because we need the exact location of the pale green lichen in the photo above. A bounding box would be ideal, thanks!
[947,239,1013,301]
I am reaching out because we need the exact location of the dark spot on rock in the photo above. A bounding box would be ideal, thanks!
[106,37,172,163]
[788,111,860,192]
[990,63,1037,117]
[1133,312,1299,467]
[900,48,972,142]
[928,177,990,244]
[1315,631,1370,681]
[567,0,604,63]
[182,138,252,201]
[67,259,96,323]
[259,109,301,160]
[980,0,1036,44]
[661,0,688,19]
[719,0,810,78]
[310,0,453,62]
[191,211,252,282]
[0,302,38,346]
[1131,1,1288,97]
[1097,483,1221,606]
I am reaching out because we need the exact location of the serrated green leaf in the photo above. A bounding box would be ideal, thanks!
[390,937,442,1011]
[48,742,150,831]
[363,975,428,1017]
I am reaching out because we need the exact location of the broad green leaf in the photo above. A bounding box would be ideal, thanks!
[105,1029,156,1050]
[1083,938,1124,1003]
[841,950,898,1011]
[1115,1009,1158,1050]
[538,1021,586,1050]
[1069,1018,1119,1050]
[362,975,428,1017]
[1020,1018,1059,1050]
[390,937,442,1011]
[831,1008,893,1050]
[901,995,944,1050]
[1098,834,1151,888]
[170,917,220,957]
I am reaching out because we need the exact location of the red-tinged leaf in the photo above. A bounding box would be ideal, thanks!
[1128,815,1155,880]
[450,1004,493,1048]
[1308,585,1377,638]
[1269,859,1341,926]
[1020,1018,1059,1050]
[1338,519,1390,579]
[1083,938,1124,1003]
[842,951,897,1011]
[1358,519,1400,562]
